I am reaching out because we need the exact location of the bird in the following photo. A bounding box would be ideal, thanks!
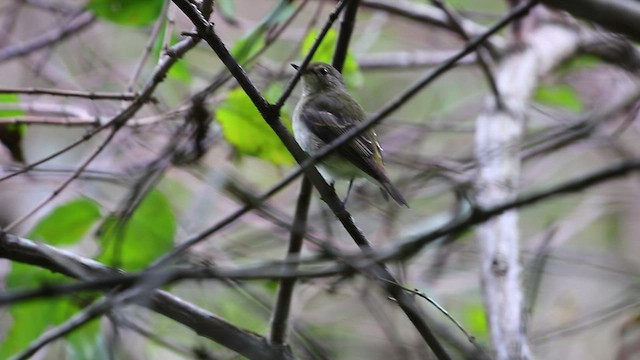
[291,62,408,207]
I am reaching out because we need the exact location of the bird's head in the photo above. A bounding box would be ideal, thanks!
[291,62,346,95]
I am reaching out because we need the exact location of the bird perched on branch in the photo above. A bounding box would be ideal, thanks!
[291,62,408,207]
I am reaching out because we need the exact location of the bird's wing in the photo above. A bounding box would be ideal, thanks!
[300,99,387,181]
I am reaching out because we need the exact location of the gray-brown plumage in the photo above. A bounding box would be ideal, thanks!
[291,62,408,207]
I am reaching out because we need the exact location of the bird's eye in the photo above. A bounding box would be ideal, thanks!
[319,68,329,76]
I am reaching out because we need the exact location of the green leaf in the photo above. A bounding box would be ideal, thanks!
[66,319,107,360]
[98,190,176,270]
[167,59,192,83]
[1,263,80,358]
[263,280,279,294]
[231,30,266,64]
[231,1,295,64]
[153,29,192,84]
[558,54,601,74]
[29,198,101,245]
[216,295,267,333]
[0,298,101,359]
[0,300,57,358]
[5,262,65,290]
[218,0,236,22]
[463,303,488,339]
[262,1,296,26]
[0,93,24,118]
[87,0,164,26]
[0,94,26,162]
[216,86,294,165]
[534,84,583,112]
[301,28,363,88]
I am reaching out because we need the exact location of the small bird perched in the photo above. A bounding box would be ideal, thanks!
[291,62,408,207]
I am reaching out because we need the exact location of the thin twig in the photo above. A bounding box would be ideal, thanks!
[0,36,200,184]
[384,280,489,359]
[384,159,640,262]
[11,284,153,360]
[4,127,118,231]
[4,154,640,304]
[359,0,503,48]
[430,0,502,108]
[274,0,351,109]
[126,0,170,93]
[269,178,313,344]
[0,88,142,100]
[0,11,95,62]
[0,233,296,360]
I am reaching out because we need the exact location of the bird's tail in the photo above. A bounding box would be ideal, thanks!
[379,179,409,207]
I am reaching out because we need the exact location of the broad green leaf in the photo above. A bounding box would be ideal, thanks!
[1,263,79,358]
[0,300,58,358]
[98,190,176,270]
[216,86,294,165]
[1,299,101,359]
[5,261,68,290]
[87,0,164,26]
[2,199,104,358]
[29,198,101,245]
[0,94,26,162]
[534,84,583,112]
[301,28,363,88]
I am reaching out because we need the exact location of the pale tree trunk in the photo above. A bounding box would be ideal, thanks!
[474,22,582,360]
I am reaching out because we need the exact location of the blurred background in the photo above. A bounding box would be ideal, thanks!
[1,0,640,359]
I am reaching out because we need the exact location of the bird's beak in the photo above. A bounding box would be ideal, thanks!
[291,63,300,71]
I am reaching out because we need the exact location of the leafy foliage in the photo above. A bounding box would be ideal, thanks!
[0,199,105,358]
[87,0,164,26]
[98,190,176,270]
[0,93,26,162]
[301,28,363,88]
[153,30,192,84]
[29,198,101,245]
[231,31,266,64]
[534,84,583,112]
[1,270,104,359]
[231,0,295,63]
[216,85,294,165]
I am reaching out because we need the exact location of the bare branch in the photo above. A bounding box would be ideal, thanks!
[0,88,142,100]
[0,11,95,63]
[541,0,640,42]
[0,233,297,360]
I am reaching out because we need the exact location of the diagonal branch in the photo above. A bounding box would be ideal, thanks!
[0,233,296,360]
[0,11,95,63]
[270,0,360,346]
[541,0,640,42]
[170,1,454,357]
